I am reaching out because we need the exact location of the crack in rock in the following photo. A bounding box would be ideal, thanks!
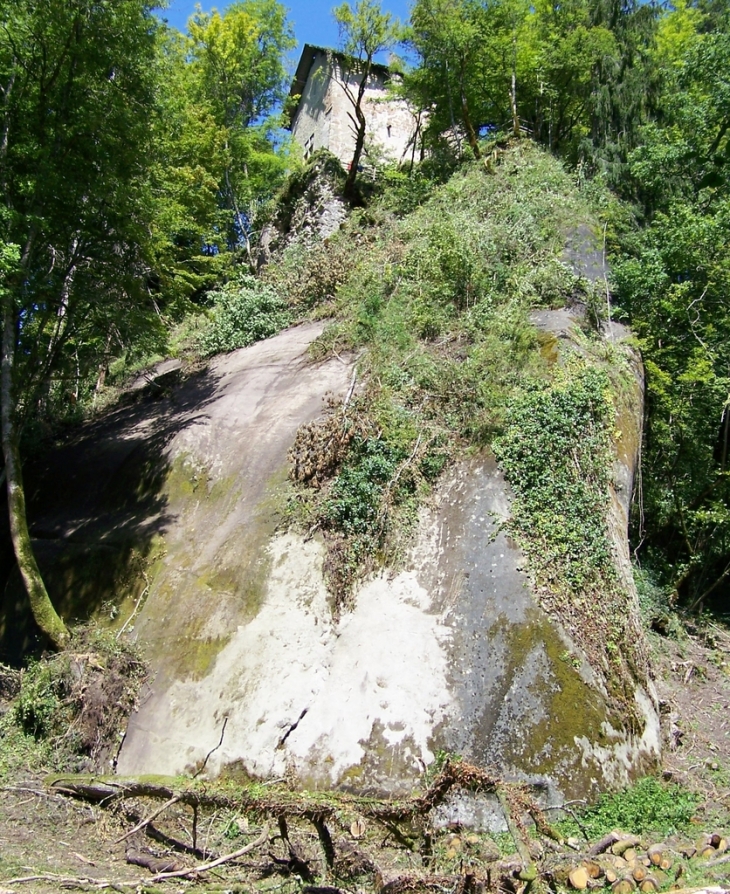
[277,708,308,750]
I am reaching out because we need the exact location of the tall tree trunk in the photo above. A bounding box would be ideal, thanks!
[344,60,372,199]
[1,291,69,649]
[461,92,481,159]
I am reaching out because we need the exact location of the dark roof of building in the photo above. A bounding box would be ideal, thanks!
[287,44,392,127]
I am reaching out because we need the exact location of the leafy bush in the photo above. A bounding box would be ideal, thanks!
[199,274,289,356]
[4,627,146,773]
[325,439,409,537]
[14,658,71,741]
[261,235,357,311]
[493,363,615,592]
[560,777,700,839]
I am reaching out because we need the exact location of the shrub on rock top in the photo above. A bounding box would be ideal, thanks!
[200,273,289,356]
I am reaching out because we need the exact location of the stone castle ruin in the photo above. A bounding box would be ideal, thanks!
[288,44,418,168]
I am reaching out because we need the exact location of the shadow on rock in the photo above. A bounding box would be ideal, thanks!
[0,366,222,663]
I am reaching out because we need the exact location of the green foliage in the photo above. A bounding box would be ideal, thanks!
[560,777,700,839]
[0,0,161,427]
[1,627,146,775]
[375,164,456,217]
[188,0,294,130]
[261,232,357,312]
[494,362,615,592]
[634,566,684,638]
[609,27,730,611]
[184,0,296,251]
[406,0,658,171]
[199,273,289,356]
[0,706,52,782]
[14,659,71,741]
[288,143,614,605]
[325,439,410,537]
[491,353,648,700]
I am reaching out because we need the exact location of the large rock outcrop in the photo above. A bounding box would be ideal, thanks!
[3,317,659,807]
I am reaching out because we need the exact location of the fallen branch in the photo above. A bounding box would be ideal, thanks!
[115,795,180,843]
[47,760,500,823]
[312,814,336,868]
[150,824,269,881]
[116,574,149,639]
[588,830,623,857]
[7,873,138,890]
[126,848,184,874]
[47,775,236,810]
[496,786,537,882]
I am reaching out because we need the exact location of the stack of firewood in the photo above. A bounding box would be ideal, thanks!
[565,831,728,892]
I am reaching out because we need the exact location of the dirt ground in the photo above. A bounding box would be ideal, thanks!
[652,618,730,824]
[0,618,728,894]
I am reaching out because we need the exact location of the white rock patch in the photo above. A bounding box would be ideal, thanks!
[145,532,452,783]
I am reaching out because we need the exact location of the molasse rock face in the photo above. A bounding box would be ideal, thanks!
[14,319,659,807]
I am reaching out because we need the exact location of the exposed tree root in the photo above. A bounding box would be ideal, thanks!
[47,759,501,822]
[42,762,541,890]
[42,762,729,894]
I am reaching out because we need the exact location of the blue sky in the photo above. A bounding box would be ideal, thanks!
[155,0,412,70]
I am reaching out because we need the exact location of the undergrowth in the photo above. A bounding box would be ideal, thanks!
[0,626,146,779]
[493,357,647,702]
[559,776,701,839]
[283,141,624,612]
[198,272,289,357]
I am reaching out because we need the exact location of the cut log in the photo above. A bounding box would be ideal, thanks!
[126,848,184,874]
[584,861,602,879]
[606,854,629,870]
[612,878,636,894]
[589,831,623,857]
[569,866,590,889]
[631,864,647,883]
[647,845,664,867]
[638,877,659,893]
[612,839,640,857]
[605,868,618,884]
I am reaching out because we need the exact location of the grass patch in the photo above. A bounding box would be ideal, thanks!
[559,776,701,839]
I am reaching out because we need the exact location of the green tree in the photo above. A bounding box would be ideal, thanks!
[333,0,402,196]
[0,0,160,647]
[521,0,617,154]
[614,30,730,610]
[408,0,531,157]
[187,0,295,256]
[142,26,230,309]
[580,0,659,182]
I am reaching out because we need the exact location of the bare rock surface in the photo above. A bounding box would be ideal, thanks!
[6,318,660,805]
